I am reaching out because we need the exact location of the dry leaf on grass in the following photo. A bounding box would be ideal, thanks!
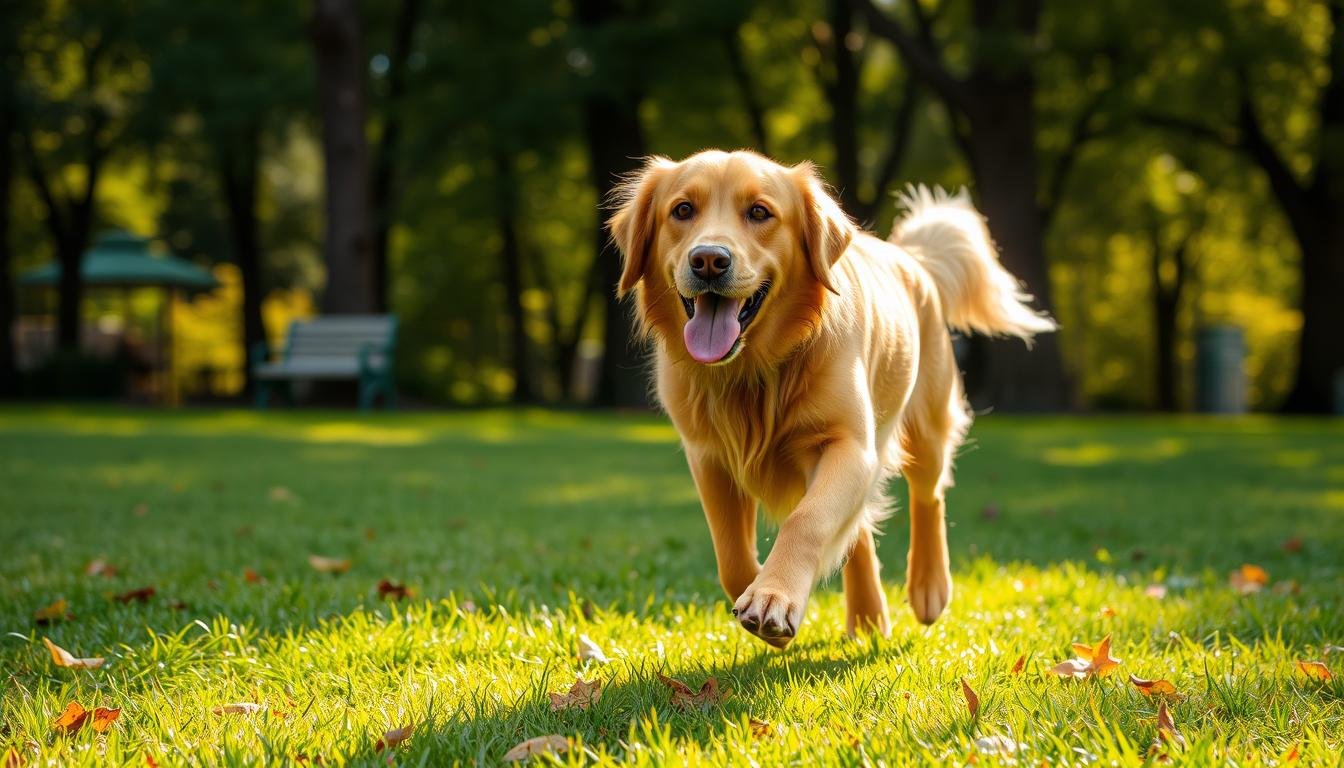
[960,678,980,718]
[1129,674,1179,697]
[1229,564,1269,594]
[1156,702,1185,747]
[377,579,412,600]
[1282,743,1300,762]
[212,703,263,715]
[52,702,89,734]
[268,486,297,503]
[44,637,104,670]
[91,708,120,733]
[1051,635,1121,679]
[974,735,1019,755]
[114,586,156,604]
[1295,660,1333,681]
[748,718,772,739]
[1010,654,1026,674]
[34,599,71,625]
[84,559,117,578]
[578,634,609,663]
[244,568,265,584]
[308,555,351,574]
[502,735,569,762]
[1281,536,1303,553]
[549,678,602,711]
[657,672,730,710]
[2,746,24,767]
[374,724,415,751]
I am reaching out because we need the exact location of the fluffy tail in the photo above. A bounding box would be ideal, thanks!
[891,185,1056,341]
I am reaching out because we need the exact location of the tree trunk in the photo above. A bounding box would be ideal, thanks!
[218,129,267,397]
[723,24,768,153]
[823,0,862,214]
[0,81,15,395]
[961,91,1070,410]
[312,0,376,315]
[1150,230,1188,412]
[492,150,534,404]
[576,0,651,408]
[1282,2,1344,413]
[370,0,421,314]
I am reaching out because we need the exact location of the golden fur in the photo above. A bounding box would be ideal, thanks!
[609,150,1053,647]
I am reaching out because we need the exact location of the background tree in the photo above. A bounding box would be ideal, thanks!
[311,0,376,314]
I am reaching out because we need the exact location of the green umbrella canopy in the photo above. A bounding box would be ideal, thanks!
[18,231,219,291]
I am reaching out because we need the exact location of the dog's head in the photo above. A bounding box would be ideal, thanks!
[608,150,855,368]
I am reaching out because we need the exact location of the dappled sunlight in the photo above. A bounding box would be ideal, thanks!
[526,475,700,507]
[1040,437,1187,467]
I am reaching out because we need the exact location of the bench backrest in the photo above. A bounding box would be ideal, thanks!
[284,315,396,362]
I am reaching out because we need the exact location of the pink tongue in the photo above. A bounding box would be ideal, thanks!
[684,294,743,363]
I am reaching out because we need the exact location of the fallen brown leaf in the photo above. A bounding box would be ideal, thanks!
[377,579,411,600]
[34,599,71,625]
[1010,654,1026,674]
[1295,660,1332,681]
[2,746,23,768]
[52,702,89,734]
[114,586,156,604]
[502,735,569,762]
[132,503,149,517]
[268,486,296,503]
[212,703,262,715]
[1282,743,1300,762]
[145,755,159,768]
[84,559,117,578]
[657,672,730,710]
[1229,564,1269,594]
[1129,674,1179,696]
[1053,635,1121,679]
[244,568,264,584]
[1281,536,1303,553]
[374,723,415,751]
[90,707,120,733]
[1099,605,1117,617]
[308,555,351,574]
[960,677,980,718]
[44,637,105,670]
[549,678,602,711]
[1156,702,1185,747]
[748,718,772,739]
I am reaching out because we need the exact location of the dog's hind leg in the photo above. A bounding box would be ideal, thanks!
[843,518,890,637]
[900,347,971,624]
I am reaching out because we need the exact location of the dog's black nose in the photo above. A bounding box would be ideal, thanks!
[689,244,732,281]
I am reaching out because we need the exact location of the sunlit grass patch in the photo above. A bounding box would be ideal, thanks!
[1,408,1341,765]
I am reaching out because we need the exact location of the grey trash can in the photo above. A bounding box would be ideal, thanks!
[1333,369,1344,415]
[1196,325,1247,414]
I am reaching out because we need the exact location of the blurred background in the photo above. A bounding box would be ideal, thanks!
[1,0,1340,414]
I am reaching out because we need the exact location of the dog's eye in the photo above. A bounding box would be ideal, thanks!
[748,204,772,222]
[672,202,694,220]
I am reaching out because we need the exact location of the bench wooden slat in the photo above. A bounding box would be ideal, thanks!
[253,314,397,410]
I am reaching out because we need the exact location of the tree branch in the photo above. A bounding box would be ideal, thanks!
[858,80,920,225]
[19,131,69,245]
[847,0,968,114]
[722,24,769,153]
[1039,86,1114,230]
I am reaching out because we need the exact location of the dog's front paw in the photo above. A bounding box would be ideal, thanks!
[733,578,807,649]
[905,559,952,625]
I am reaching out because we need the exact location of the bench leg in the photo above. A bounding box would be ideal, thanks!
[256,381,270,410]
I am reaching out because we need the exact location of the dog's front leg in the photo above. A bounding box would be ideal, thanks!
[687,450,759,601]
[733,438,877,648]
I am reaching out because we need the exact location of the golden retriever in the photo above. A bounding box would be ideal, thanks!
[608,150,1054,648]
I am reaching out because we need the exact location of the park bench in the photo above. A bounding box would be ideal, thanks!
[252,315,397,411]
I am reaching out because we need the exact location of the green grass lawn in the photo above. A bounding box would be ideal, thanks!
[1,408,1342,766]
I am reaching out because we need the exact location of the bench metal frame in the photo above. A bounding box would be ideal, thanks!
[251,315,398,411]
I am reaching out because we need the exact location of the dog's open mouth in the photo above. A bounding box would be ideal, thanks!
[681,281,770,364]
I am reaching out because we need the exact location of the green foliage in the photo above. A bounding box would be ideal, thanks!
[0,409,1341,763]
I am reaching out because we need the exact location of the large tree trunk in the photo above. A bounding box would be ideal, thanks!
[312,0,376,315]
[1150,228,1189,412]
[0,75,15,395]
[492,150,534,404]
[1282,2,1344,413]
[961,89,1070,410]
[369,0,421,314]
[576,0,651,408]
[824,0,862,215]
[218,129,267,397]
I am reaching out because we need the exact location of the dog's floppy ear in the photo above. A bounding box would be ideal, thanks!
[794,163,855,295]
[608,157,672,298]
